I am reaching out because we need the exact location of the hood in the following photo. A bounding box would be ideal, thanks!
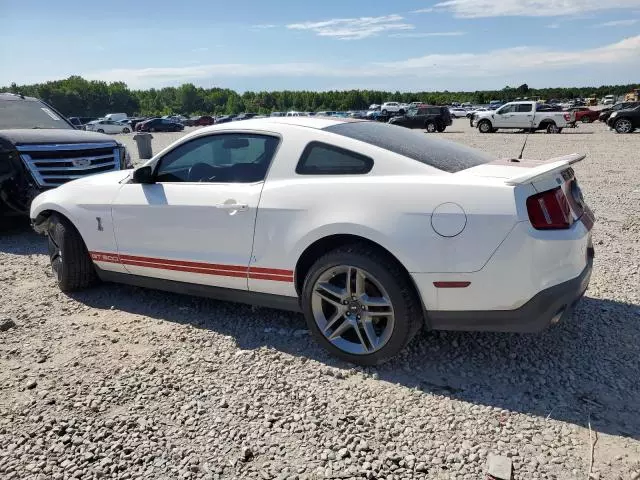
[0,128,120,146]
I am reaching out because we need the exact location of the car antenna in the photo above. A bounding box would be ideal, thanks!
[516,102,537,160]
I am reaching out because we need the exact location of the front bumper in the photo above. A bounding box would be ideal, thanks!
[427,247,594,333]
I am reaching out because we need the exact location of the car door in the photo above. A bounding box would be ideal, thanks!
[104,121,119,134]
[111,132,280,291]
[492,104,516,127]
[512,103,534,128]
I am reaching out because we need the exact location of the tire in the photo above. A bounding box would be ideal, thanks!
[150,127,156,132]
[399,109,405,115]
[122,127,131,133]
[97,129,105,133]
[381,109,388,115]
[478,120,493,133]
[546,123,561,134]
[301,243,423,366]
[437,125,446,133]
[614,118,634,134]
[47,214,97,292]
[425,121,436,133]
[581,116,592,124]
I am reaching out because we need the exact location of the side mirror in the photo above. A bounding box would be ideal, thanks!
[132,166,154,184]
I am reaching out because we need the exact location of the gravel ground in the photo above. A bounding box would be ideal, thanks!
[1,120,639,480]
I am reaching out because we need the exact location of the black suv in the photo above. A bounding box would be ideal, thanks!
[599,102,640,123]
[388,105,452,132]
[607,105,640,133]
[0,93,131,217]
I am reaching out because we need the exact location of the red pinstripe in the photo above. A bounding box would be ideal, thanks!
[90,251,293,283]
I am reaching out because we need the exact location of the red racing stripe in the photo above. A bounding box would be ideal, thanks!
[89,251,293,282]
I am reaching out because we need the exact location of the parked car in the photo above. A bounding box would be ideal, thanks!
[380,102,405,115]
[85,119,132,134]
[473,101,575,133]
[270,112,285,117]
[607,104,640,133]
[598,102,640,122]
[466,107,488,118]
[567,107,600,124]
[184,115,215,127]
[603,95,616,105]
[30,116,595,365]
[104,113,128,122]
[126,117,148,131]
[215,115,236,124]
[449,107,467,118]
[234,113,258,121]
[388,105,452,132]
[136,118,184,132]
[0,92,130,217]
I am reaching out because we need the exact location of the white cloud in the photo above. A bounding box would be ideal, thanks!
[286,15,414,40]
[411,8,434,13]
[84,36,640,88]
[547,23,560,28]
[434,0,640,17]
[595,19,639,27]
[390,31,466,37]
[251,24,278,29]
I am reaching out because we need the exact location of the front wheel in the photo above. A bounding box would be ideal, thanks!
[425,121,436,133]
[47,214,97,292]
[478,120,492,133]
[97,129,105,133]
[614,118,634,134]
[301,244,423,366]
[381,109,388,115]
[581,116,592,124]
[122,127,131,133]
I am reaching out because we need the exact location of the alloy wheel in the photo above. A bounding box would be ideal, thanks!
[615,119,632,133]
[311,265,395,355]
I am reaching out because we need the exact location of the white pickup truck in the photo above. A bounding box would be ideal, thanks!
[473,101,575,134]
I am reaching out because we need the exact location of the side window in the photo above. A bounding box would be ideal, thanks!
[155,134,280,183]
[517,104,533,112]
[497,105,515,114]
[296,141,373,175]
[427,107,440,115]
[418,108,428,115]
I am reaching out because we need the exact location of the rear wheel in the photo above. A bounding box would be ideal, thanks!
[546,123,561,134]
[47,214,97,292]
[478,120,492,133]
[97,129,105,133]
[381,109,388,115]
[425,121,436,133]
[581,116,592,123]
[122,127,131,133]
[614,118,634,134]
[301,244,423,366]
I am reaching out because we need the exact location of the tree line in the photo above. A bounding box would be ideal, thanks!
[3,76,637,117]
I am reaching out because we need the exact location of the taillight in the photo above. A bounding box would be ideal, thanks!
[526,187,572,229]
[563,113,571,121]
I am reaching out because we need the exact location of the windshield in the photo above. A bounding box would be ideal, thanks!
[324,121,493,173]
[0,97,73,130]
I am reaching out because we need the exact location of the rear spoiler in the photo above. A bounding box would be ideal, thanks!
[504,153,586,186]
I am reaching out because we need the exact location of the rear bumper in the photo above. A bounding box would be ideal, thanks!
[428,247,594,333]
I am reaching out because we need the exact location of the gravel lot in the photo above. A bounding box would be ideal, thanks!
[1,120,639,480]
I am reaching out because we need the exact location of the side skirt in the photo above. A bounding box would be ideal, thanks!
[95,267,302,313]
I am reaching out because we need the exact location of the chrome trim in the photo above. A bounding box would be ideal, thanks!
[16,142,119,151]
[18,144,120,187]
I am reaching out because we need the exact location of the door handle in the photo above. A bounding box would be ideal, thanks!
[216,203,247,210]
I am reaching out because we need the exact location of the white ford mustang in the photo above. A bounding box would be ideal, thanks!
[30,117,595,365]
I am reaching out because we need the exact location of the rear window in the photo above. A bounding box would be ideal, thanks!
[296,141,373,175]
[323,121,494,173]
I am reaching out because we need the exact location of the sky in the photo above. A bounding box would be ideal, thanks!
[1,0,639,92]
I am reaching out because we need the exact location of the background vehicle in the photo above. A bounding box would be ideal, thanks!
[104,113,128,122]
[381,102,405,115]
[449,107,467,118]
[473,101,575,133]
[603,95,616,105]
[607,105,640,133]
[466,107,488,118]
[184,115,215,127]
[389,105,452,132]
[0,92,130,216]
[568,107,600,123]
[136,118,184,132]
[215,115,236,124]
[234,113,258,121]
[85,119,132,134]
[270,112,285,117]
[598,102,640,122]
[30,117,594,365]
